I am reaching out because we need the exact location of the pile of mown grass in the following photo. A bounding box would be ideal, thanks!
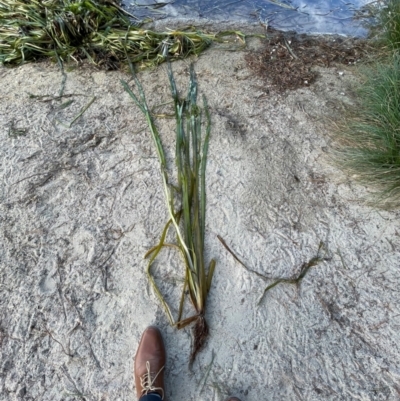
[335,0,400,207]
[0,0,244,69]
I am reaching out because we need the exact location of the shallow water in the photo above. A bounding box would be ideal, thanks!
[125,0,375,36]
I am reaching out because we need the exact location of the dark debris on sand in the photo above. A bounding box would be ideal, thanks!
[246,30,372,91]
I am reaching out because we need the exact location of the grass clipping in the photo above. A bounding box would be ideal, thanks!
[122,64,215,362]
[0,0,245,69]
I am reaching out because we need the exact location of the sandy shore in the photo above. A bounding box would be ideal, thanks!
[1,24,400,401]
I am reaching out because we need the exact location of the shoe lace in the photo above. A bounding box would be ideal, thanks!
[140,361,165,400]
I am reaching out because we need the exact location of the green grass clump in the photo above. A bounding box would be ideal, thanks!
[122,63,215,362]
[0,0,245,68]
[334,1,400,207]
[378,0,400,50]
[335,54,400,206]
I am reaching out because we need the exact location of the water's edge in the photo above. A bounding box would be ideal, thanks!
[124,0,375,37]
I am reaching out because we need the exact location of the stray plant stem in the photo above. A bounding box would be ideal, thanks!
[258,241,331,305]
[217,235,269,280]
[69,97,96,127]
[122,63,215,362]
[218,236,330,305]
[54,96,96,128]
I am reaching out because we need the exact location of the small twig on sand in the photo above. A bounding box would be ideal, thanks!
[44,327,73,357]
[284,37,298,59]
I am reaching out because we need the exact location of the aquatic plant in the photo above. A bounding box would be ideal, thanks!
[0,0,244,69]
[122,63,215,362]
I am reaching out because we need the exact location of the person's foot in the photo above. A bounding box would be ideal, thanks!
[226,398,241,401]
[134,326,166,400]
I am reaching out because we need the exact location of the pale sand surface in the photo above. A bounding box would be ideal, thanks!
[1,25,400,401]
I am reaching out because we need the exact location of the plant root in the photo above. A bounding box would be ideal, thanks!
[190,314,209,364]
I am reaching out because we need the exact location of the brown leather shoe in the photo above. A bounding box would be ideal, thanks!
[226,398,241,401]
[134,326,166,400]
